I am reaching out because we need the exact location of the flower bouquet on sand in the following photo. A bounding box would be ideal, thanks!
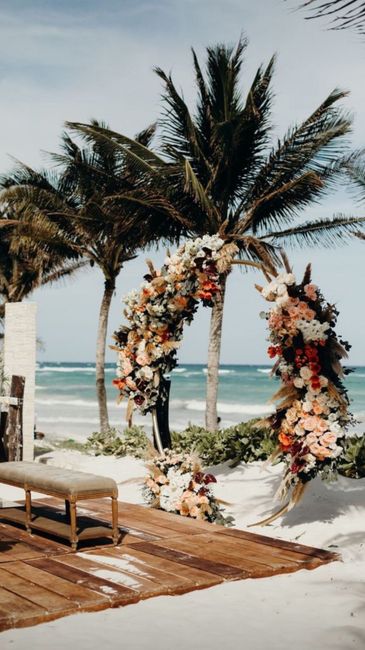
[143,450,234,526]
[254,259,353,523]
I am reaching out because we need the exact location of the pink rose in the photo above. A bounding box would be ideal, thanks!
[304,284,318,301]
[320,432,337,446]
[136,352,150,366]
[121,359,133,376]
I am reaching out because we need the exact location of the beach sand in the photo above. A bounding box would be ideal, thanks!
[0,452,364,650]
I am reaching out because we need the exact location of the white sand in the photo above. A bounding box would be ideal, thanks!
[1,451,364,650]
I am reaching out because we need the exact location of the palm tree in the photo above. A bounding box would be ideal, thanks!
[0,205,85,322]
[288,1,365,34]
[68,38,365,431]
[1,122,179,432]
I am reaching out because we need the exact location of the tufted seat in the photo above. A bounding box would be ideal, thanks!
[0,461,120,549]
[0,461,118,497]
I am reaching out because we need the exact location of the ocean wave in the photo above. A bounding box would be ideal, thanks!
[257,368,271,374]
[172,368,187,373]
[185,399,274,415]
[202,368,235,375]
[36,397,117,408]
[37,366,115,373]
[38,416,118,425]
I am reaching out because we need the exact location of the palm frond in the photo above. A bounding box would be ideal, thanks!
[260,214,365,247]
[183,159,219,231]
[292,1,365,35]
[65,122,167,173]
[154,66,213,180]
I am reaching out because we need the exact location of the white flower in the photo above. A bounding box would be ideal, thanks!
[276,283,288,296]
[328,421,341,434]
[276,294,290,308]
[302,401,313,412]
[160,485,184,512]
[296,319,329,342]
[293,377,305,389]
[166,468,191,491]
[138,366,153,380]
[274,272,296,286]
[300,366,312,380]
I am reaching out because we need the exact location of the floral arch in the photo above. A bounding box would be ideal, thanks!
[112,235,351,520]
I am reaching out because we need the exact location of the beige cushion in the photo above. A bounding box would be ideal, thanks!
[0,461,118,498]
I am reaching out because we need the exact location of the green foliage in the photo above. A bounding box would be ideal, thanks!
[171,419,276,466]
[338,435,365,479]
[55,438,90,453]
[86,426,150,459]
[84,420,365,481]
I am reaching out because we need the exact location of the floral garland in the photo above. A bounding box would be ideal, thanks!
[257,263,352,516]
[112,235,237,415]
[143,450,234,526]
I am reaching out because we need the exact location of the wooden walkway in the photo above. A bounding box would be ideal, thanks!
[0,497,339,632]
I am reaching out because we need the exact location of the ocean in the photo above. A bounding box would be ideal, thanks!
[35,362,365,441]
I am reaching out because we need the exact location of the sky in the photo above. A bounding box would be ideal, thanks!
[0,0,364,365]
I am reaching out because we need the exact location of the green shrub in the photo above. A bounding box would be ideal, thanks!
[338,435,365,479]
[171,419,276,466]
[86,426,150,459]
[85,420,365,480]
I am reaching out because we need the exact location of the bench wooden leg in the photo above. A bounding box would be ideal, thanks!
[25,489,32,533]
[68,498,78,551]
[65,499,70,523]
[112,496,119,545]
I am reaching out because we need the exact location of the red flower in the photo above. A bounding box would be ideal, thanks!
[268,346,281,358]
[305,344,319,361]
[310,375,321,389]
[193,472,205,484]
[134,395,145,406]
[290,463,301,474]
[309,362,321,374]
[204,473,217,484]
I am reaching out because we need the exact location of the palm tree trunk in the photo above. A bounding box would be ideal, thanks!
[205,274,227,432]
[96,277,115,433]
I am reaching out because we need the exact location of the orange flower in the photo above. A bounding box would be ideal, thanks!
[112,378,126,390]
[278,432,293,447]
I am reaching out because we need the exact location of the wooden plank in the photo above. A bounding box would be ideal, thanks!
[91,546,223,591]
[30,499,162,544]
[93,500,208,537]
[2,561,109,609]
[164,533,311,574]
[0,537,44,564]
[150,535,273,577]
[0,522,70,554]
[120,502,221,532]
[213,534,328,567]
[35,496,202,539]
[84,547,196,593]
[128,540,245,580]
[0,585,46,629]
[0,566,75,613]
[2,506,114,543]
[55,553,173,599]
[26,557,140,605]
[216,527,340,562]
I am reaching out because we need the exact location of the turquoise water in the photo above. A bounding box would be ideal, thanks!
[35,362,365,440]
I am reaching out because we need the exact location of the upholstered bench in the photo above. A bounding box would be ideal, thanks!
[0,461,120,550]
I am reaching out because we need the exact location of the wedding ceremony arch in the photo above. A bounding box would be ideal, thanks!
[112,234,351,519]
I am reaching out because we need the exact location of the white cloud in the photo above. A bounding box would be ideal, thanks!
[1,0,364,362]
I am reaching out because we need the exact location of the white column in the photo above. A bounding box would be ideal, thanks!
[3,303,37,461]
